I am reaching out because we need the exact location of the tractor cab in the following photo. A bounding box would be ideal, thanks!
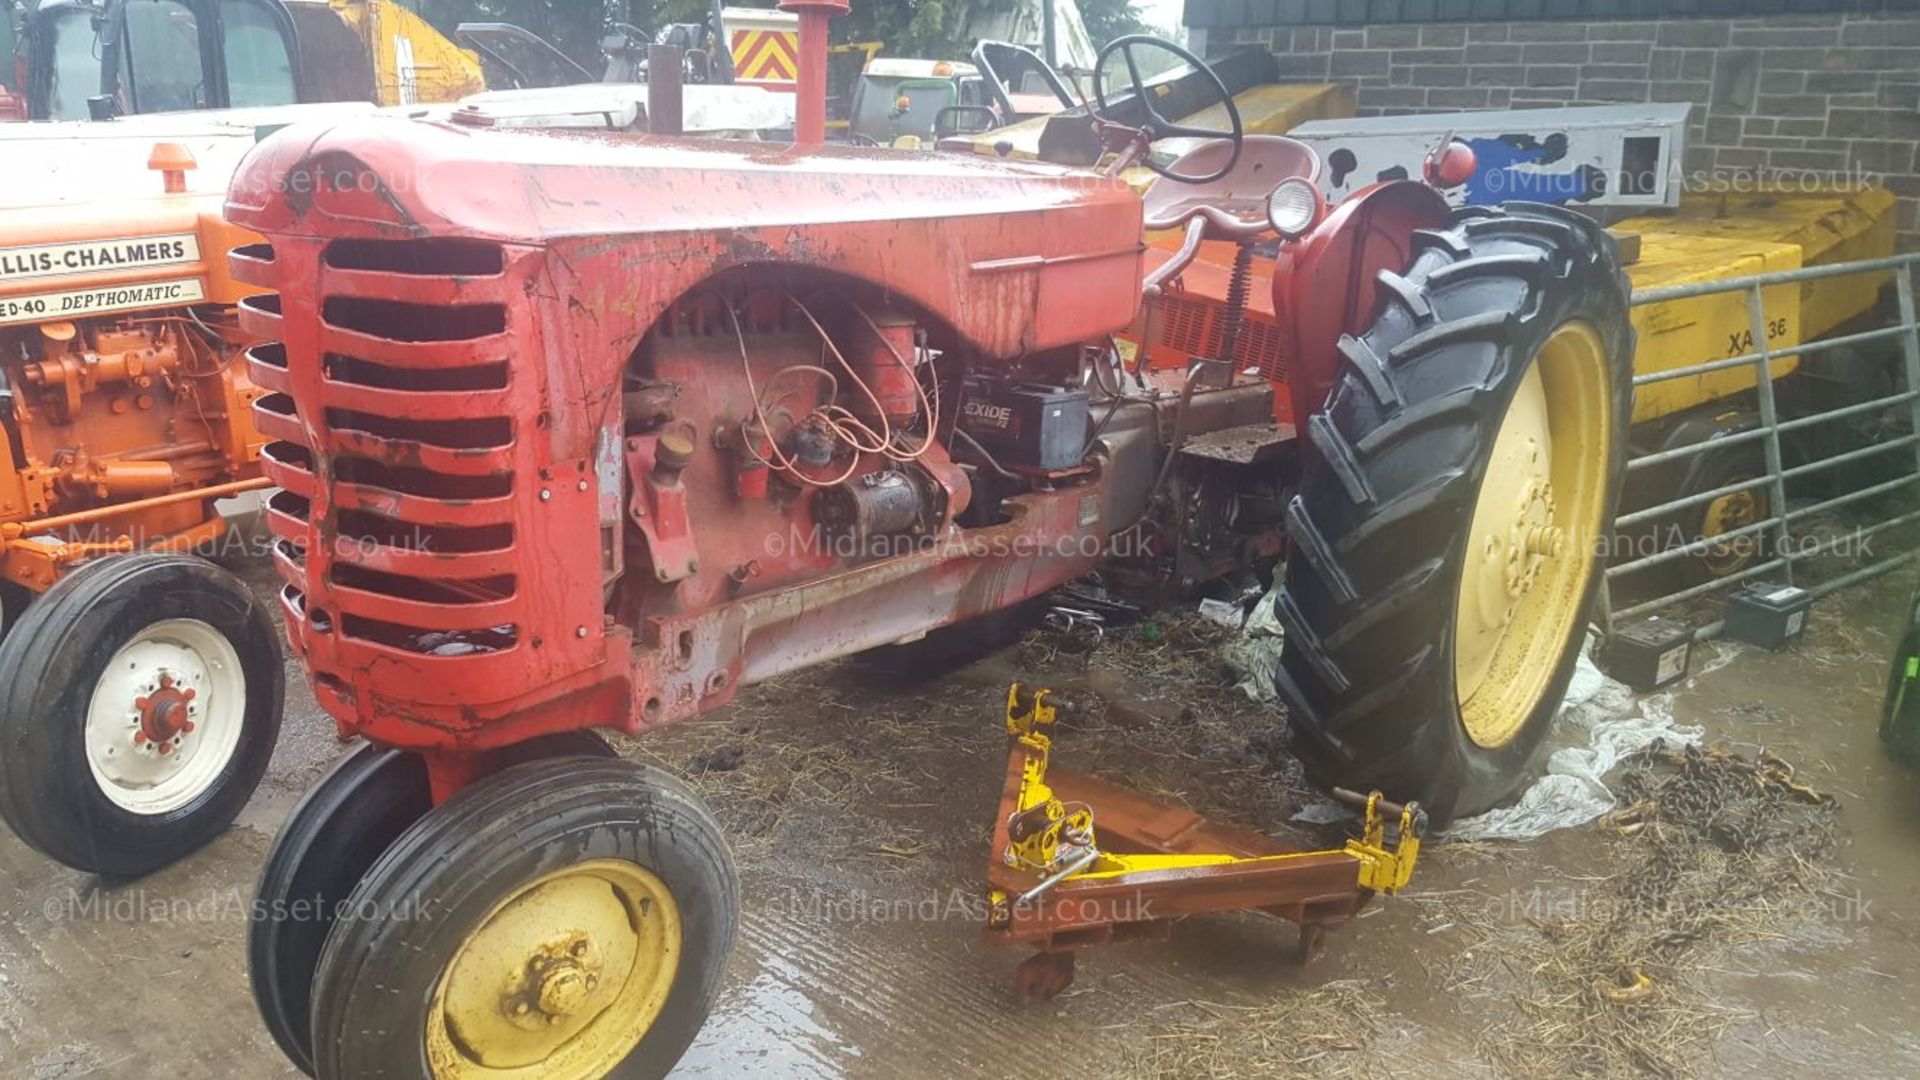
[859,40,1082,145]
[971,39,1076,119]
[22,0,297,120]
[11,0,484,122]
[454,20,736,94]
[452,21,597,93]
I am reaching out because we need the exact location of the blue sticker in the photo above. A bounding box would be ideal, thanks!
[1460,134,1604,206]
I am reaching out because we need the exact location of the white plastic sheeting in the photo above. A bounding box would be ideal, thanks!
[1221,589,1284,704]
[1444,658,1705,841]
[1223,588,1706,839]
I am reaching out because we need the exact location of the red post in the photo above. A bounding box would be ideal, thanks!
[778,0,848,145]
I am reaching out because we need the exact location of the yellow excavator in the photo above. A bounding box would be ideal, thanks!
[4,0,483,121]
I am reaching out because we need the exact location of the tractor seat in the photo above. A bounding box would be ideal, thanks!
[1141,135,1324,235]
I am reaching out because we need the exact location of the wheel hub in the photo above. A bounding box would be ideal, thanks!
[1453,322,1614,750]
[1467,436,1561,641]
[505,934,604,1028]
[1502,478,1562,599]
[84,619,247,815]
[133,673,198,752]
[431,861,681,1076]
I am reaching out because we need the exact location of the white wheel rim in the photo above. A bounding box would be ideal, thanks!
[84,619,248,816]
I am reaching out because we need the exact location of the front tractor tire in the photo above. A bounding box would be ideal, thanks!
[0,554,285,876]
[308,757,738,1080]
[1276,203,1634,825]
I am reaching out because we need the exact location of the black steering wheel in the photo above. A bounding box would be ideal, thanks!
[1092,35,1244,185]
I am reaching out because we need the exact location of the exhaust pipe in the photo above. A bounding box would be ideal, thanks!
[649,44,685,136]
[778,0,849,145]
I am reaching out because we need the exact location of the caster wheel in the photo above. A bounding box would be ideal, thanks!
[309,756,737,1080]
[0,554,284,877]
[251,731,617,1076]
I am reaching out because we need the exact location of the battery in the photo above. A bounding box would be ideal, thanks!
[957,378,1090,472]
[1724,582,1814,649]
[1598,614,1694,692]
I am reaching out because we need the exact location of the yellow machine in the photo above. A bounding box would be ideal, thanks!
[1606,185,1898,580]
[1616,186,1898,425]
[1622,231,1805,425]
[291,0,487,107]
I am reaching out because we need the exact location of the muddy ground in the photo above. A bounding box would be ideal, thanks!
[2,554,1917,1078]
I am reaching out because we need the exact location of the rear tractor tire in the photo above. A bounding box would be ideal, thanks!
[1275,203,1635,825]
[0,553,284,876]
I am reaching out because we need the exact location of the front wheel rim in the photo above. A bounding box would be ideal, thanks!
[427,859,682,1079]
[1453,321,1614,750]
[84,618,248,815]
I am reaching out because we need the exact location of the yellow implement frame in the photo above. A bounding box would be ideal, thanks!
[985,684,1423,1000]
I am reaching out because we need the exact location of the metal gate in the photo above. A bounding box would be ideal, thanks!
[1599,252,1920,640]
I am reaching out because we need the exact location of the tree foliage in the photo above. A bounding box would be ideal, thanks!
[408,0,1151,70]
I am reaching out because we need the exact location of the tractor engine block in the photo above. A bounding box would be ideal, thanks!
[616,289,971,618]
[0,312,260,587]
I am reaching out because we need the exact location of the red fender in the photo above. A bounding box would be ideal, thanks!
[1272,181,1452,427]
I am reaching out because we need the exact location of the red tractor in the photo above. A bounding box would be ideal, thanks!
[232,20,1632,1079]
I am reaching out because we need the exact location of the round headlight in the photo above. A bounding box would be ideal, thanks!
[1267,177,1323,239]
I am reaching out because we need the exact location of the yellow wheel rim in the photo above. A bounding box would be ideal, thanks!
[426,859,682,1079]
[1454,321,1614,749]
[1700,488,1763,577]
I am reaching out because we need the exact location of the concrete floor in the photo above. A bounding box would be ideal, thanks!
[3,560,1918,1078]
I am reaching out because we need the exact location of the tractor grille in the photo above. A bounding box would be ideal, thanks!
[1156,293,1289,383]
[232,235,610,718]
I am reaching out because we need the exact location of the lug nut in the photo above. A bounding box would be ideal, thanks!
[1523,525,1566,559]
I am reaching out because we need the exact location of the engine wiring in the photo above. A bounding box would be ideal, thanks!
[724,294,944,490]
[793,294,943,464]
[724,301,861,488]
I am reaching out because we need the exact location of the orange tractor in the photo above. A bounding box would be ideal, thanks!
[0,120,284,877]
[234,8,1632,1076]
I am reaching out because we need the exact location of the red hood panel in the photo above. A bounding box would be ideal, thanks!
[227,118,1144,357]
